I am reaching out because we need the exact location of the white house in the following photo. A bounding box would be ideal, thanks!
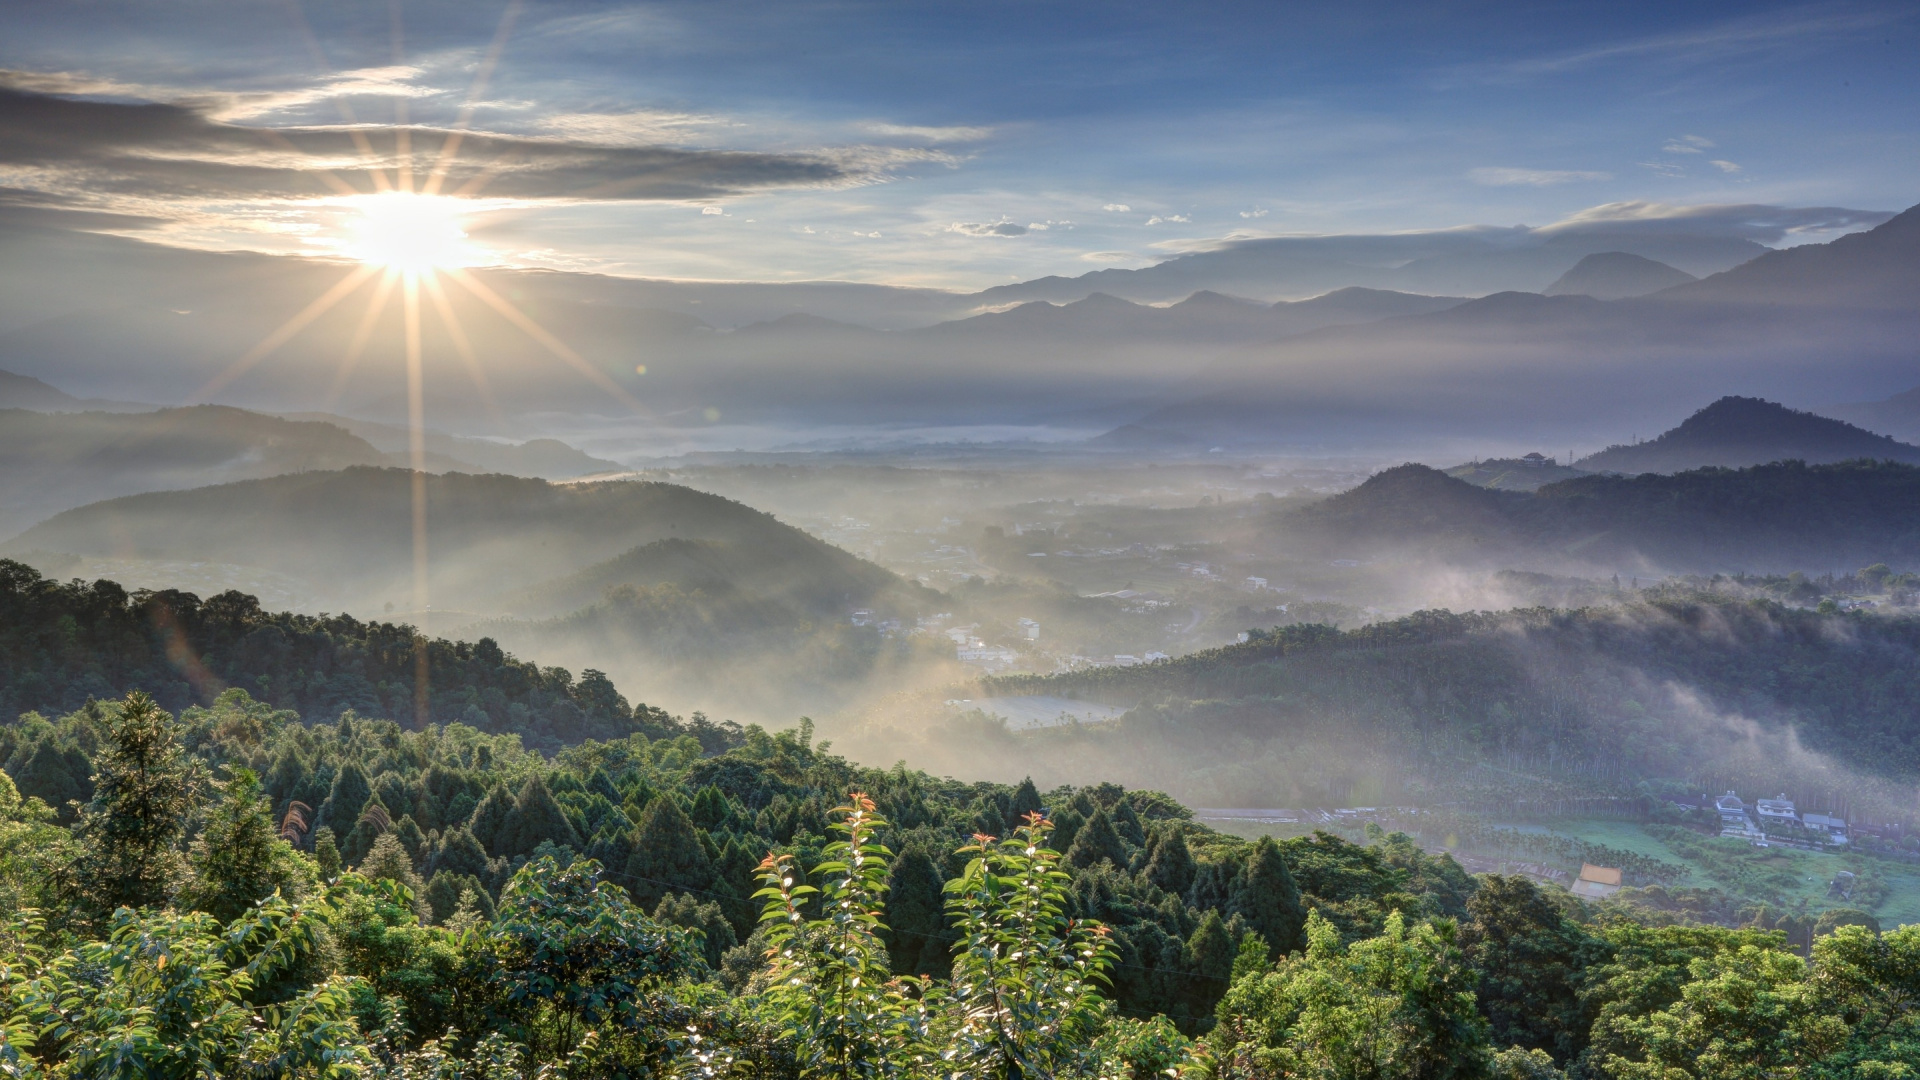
[1755,795,1798,828]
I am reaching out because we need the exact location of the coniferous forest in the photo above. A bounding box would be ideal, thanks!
[0,561,1912,1078]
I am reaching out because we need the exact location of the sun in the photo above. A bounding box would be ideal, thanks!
[339,192,478,272]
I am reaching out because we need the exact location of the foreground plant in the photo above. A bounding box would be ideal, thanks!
[940,812,1118,1080]
[755,792,929,1078]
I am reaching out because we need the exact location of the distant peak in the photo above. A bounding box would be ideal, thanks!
[1544,251,1696,300]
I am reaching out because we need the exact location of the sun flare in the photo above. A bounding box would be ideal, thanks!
[339,192,478,272]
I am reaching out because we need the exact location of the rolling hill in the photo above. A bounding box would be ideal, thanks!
[1822,384,1920,444]
[1281,459,1920,573]
[1576,396,1920,474]
[1444,456,1588,492]
[0,405,387,537]
[2,467,921,617]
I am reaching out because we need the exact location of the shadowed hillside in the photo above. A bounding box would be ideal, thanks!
[3,467,918,618]
[1577,396,1920,474]
[1279,459,1920,573]
[0,406,386,537]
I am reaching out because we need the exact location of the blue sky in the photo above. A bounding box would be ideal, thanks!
[2,0,1915,287]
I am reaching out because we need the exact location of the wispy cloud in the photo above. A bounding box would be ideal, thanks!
[862,122,993,143]
[1102,203,1130,212]
[1459,4,1907,83]
[1469,166,1610,186]
[1709,159,1742,174]
[1662,134,1714,154]
[1540,200,1893,241]
[1145,214,1189,225]
[950,220,1027,237]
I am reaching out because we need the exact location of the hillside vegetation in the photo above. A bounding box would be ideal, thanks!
[970,596,1920,812]
[1283,459,1920,573]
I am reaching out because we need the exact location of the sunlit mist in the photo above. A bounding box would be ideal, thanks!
[338,193,480,272]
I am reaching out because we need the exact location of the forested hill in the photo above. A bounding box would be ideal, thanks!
[1283,458,1920,571]
[5,466,923,619]
[0,559,711,751]
[983,598,1920,787]
[1577,395,1920,474]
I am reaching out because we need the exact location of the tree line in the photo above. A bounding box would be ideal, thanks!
[0,688,1908,1077]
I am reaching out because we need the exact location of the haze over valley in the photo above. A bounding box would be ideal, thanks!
[4,2,1920,1074]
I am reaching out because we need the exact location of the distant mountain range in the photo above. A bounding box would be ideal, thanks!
[1280,459,1920,574]
[1822,385,1920,445]
[1577,396,1920,474]
[0,201,1912,448]
[1543,252,1695,300]
[1103,203,1920,450]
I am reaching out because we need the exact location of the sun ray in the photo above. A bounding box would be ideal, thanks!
[442,267,650,415]
[192,262,380,403]
[282,0,394,192]
[424,0,525,197]
[322,268,398,411]
[390,0,413,193]
[423,270,505,425]
[402,270,433,726]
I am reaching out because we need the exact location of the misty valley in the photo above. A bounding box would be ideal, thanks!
[5,8,1920,1073]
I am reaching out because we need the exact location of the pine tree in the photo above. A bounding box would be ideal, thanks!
[467,782,515,856]
[65,691,194,924]
[391,814,428,863]
[653,892,738,969]
[1067,806,1128,869]
[1187,909,1236,1013]
[429,825,491,882]
[424,869,495,924]
[1113,798,1147,847]
[689,784,731,830]
[883,849,950,978]
[494,775,581,858]
[1229,836,1306,957]
[14,742,89,823]
[626,796,713,910]
[1145,826,1197,897]
[1009,777,1044,824]
[312,826,342,881]
[180,768,309,924]
[342,793,389,866]
[319,761,371,835]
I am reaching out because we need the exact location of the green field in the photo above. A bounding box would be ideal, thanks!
[1547,818,1920,928]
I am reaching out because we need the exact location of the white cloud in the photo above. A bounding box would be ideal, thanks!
[1469,166,1611,186]
[1539,200,1894,242]
[1663,134,1714,154]
[1026,222,1049,231]
[1240,209,1269,218]
[701,206,724,215]
[1143,214,1191,225]
[950,221,1028,237]
[862,122,994,143]
[546,109,735,144]
[1639,161,1687,177]
[1081,251,1136,262]
[1102,203,1131,212]
[1710,159,1742,173]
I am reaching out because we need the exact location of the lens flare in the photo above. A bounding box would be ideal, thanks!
[340,192,477,271]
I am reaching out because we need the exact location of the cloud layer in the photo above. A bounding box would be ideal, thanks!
[0,76,938,230]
